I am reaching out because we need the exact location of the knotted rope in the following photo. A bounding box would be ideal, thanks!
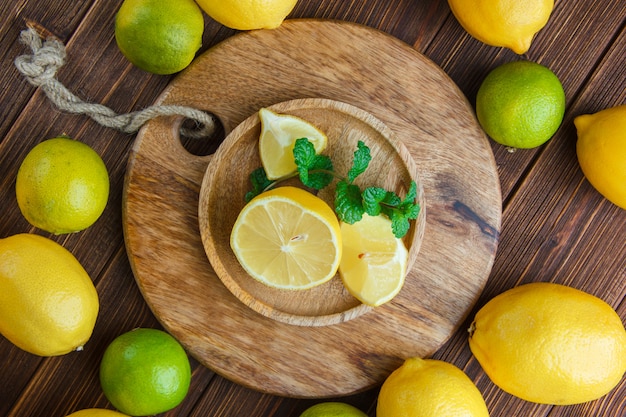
[14,25,216,139]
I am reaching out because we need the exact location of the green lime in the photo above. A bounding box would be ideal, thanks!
[300,402,368,417]
[99,328,191,416]
[115,0,204,75]
[16,136,109,234]
[476,60,565,149]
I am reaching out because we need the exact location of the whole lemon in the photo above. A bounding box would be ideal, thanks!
[377,357,489,417]
[574,104,626,209]
[469,282,626,405]
[0,233,99,356]
[448,0,554,54]
[16,136,109,234]
[100,328,191,416]
[476,61,565,149]
[299,402,368,417]
[115,0,204,75]
[195,0,298,30]
[66,409,129,417]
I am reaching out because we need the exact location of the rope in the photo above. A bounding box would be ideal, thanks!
[14,26,216,139]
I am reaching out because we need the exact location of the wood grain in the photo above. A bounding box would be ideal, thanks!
[123,20,501,398]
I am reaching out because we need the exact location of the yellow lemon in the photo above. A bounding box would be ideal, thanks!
[377,357,490,417]
[16,136,109,234]
[99,328,191,416]
[0,233,99,356]
[448,0,554,54]
[574,104,626,210]
[115,0,204,75]
[299,402,368,417]
[259,108,328,180]
[230,186,341,290]
[339,213,408,307]
[66,409,129,417]
[476,60,565,149]
[469,282,626,405]
[195,0,298,31]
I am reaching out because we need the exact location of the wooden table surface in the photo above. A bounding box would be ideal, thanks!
[0,0,624,416]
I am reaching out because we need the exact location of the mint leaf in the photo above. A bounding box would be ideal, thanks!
[335,181,364,224]
[246,167,272,202]
[346,140,371,183]
[294,138,334,189]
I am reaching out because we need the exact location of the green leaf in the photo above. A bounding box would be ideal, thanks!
[294,138,334,190]
[335,181,364,224]
[346,140,371,183]
[246,167,272,202]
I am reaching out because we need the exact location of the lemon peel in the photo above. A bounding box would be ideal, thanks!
[448,0,554,54]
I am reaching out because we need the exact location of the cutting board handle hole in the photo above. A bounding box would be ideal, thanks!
[179,113,226,157]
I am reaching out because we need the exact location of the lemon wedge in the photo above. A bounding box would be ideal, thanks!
[258,108,328,180]
[339,213,409,306]
[230,186,342,290]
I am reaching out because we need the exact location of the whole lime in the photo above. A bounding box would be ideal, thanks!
[300,402,368,417]
[115,0,204,75]
[65,409,129,417]
[99,328,191,416]
[16,136,109,234]
[476,60,565,149]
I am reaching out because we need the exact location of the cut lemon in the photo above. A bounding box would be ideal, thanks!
[339,213,409,306]
[259,108,328,180]
[230,186,342,290]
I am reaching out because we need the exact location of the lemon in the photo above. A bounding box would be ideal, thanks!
[230,186,342,290]
[476,60,565,149]
[195,0,298,30]
[299,402,368,417]
[100,328,191,416]
[115,0,204,75]
[66,409,129,417]
[448,0,554,54]
[574,104,626,210]
[469,282,626,405]
[338,213,408,307]
[377,357,490,417]
[259,108,328,180]
[16,136,109,234]
[0,233,99,356]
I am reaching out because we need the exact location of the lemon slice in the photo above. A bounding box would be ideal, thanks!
[258,108,328,180]
[339,213,409,306]
[230,186,342,290]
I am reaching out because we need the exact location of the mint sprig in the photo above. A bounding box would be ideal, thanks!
[245,138,420,238]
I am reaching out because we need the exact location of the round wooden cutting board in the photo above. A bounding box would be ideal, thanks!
[123,19,501,398]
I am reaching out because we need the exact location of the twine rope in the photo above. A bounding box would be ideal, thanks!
[14,26,216,138]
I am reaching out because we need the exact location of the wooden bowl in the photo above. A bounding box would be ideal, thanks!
[198,98,425,326]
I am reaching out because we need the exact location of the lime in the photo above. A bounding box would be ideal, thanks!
[448,0,554,54]
[65,409,129,417]
[469,282,626,404]
[476,60,565,149]
[195,0,298,30]
[574,104,626,209]
[0,233,99,356]
[377,357,489,417]
[115,0,204,75]
[16,136,109,234]
[300,402,368,417]
[99,328,191,416]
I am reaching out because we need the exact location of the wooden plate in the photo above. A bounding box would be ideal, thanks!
[198,98,426,327]
[123,19,501,398]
